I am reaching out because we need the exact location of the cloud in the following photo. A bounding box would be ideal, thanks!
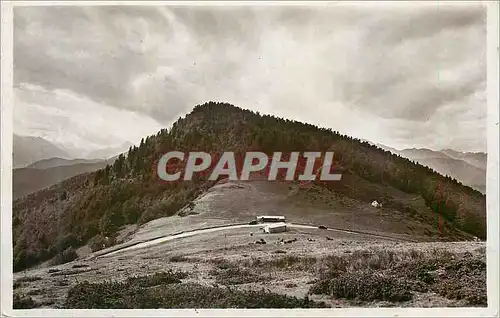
[13,4,487,152]
[14,83,164,157]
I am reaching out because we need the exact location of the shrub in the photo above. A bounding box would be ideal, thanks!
[15,276,42,283]
[169,255,189,262]
[65,279,328,308]
[127,271,188,287]
[308,248,487,306]
[13,281,22,289]
[138,200,185,225]
[210,266,264,285]
[89,235,115,252]
[121,198,142,224]
[49,234,80,255]
[99,206,126,235]
[48,268,61,273]
[268,255,318,271]
[26,288,46,296]
[310,271,412,302]
[52,247,78,265]
[13,249,39,273]
[211,258,236,270]
[13,294,39,309]
[436,256,487,306]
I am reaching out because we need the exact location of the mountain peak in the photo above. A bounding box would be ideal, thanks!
[13,134,72,168]
[12,102,486,274]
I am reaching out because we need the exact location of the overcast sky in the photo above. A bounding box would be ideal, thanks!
[13,3,487,155]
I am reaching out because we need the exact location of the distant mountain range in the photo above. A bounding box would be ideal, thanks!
[13,156,121,200]
[13,134,134,168]
[440,149,487,170]
[27,157,103,170]
[85,142,134,160]
[13,134,72,169]
[12,134,126,199]
[376,144,486,194]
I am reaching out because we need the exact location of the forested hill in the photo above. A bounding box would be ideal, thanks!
[13,102,486,272]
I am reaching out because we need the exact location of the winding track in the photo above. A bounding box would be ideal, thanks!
[94,222,412,259]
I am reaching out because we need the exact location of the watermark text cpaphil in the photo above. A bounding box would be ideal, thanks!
[156,151,342,182]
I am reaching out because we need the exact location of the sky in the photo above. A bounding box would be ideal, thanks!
[13,3,487,155]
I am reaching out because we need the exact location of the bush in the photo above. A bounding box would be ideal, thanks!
[13,294,38,309]
[211,258,236,270]
[308,248,487,306]
[436,256,487,306]
[138,200,186,225]
[100,206,126,235]
[65,279,328,308]
[169,255,189,262]
[52,247,78,265]
[49,234,80,255]
[127,271,188,287]
[15,276,42,283]
[13,247,39,273]
[89,235,115,252]
[210,266,264,285]
[122,199,142,224]
[310,271,412,302]
[26,288,46,296]
[248,255,318,271]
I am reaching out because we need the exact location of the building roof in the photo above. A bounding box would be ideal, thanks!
[256,215,286,219]
[265,222,287,228]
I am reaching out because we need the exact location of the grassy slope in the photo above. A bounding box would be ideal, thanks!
[13,243,486,308]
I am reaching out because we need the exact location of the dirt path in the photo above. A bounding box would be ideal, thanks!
[13,224,485,309]
[96,222,411,259]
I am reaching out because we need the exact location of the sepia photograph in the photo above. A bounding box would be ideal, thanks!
[1,0,498,316]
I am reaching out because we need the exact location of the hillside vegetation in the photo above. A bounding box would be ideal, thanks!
[13,102,486,272]
[13,162,109,200]
[381,147,487,194]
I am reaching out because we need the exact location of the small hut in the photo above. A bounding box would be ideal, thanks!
[371,200,380,208]
[263,222,287,234]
